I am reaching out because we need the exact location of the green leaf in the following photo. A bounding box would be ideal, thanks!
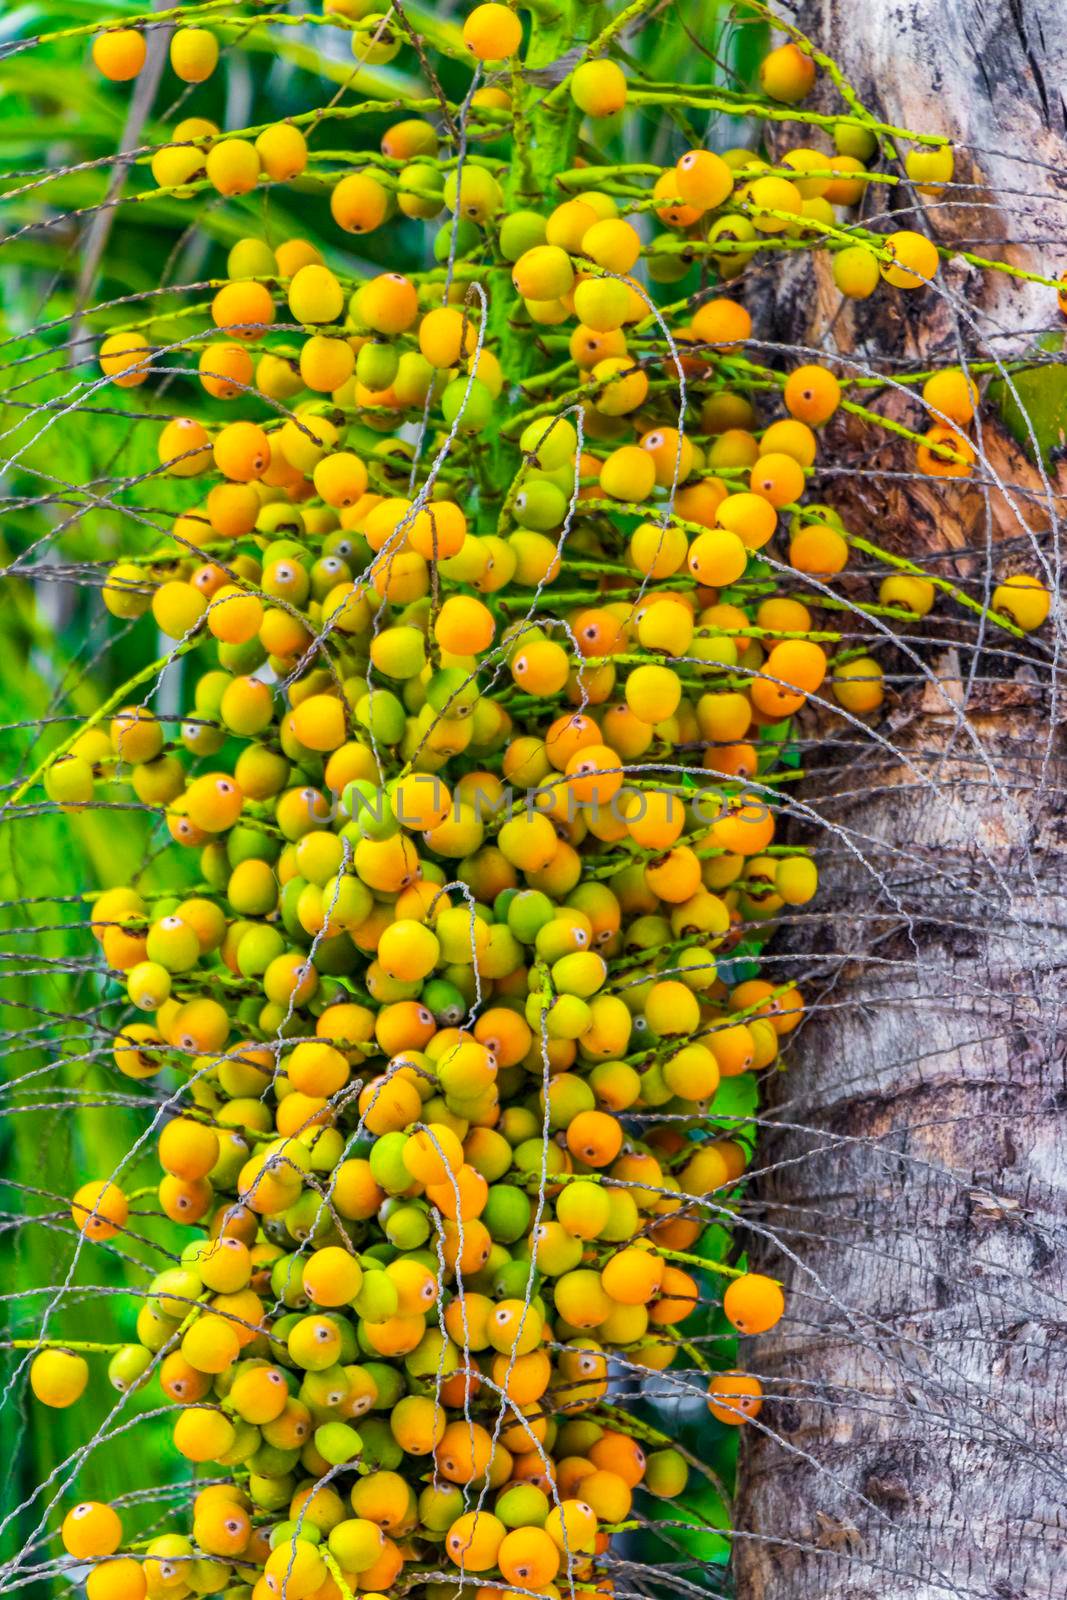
[987,344,1067,465]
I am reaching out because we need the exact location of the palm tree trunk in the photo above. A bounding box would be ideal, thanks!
[733,5,1067,1597]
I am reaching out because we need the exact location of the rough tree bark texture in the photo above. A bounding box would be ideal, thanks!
[734,5,1067,1598]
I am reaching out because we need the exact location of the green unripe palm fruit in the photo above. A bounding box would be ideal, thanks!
[483,1184,532,1242]
[441,375,493,433]
[356,341,399,390]
[500,210,548,260]
[380,1197,431,1249]
[353,689,406,746]
[443,165,502,222]
[328,1518,385,1569]
[108,1343,154,1392]
[314,1421,363,1465]
[645,1447,690,1497]
[397,160,444,219]
[519,413,578,470]
[496,1483,550,1528]
[833,120,879,161]
[353,1415,403,1469]
[433,217,480,261]
[228,237,276,278]
[371,624,426,680]
[513,479,568,531]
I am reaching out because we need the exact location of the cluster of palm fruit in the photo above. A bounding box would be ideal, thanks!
[28,4,1056,1600]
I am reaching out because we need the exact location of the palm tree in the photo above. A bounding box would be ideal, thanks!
[735,5,1067,1597]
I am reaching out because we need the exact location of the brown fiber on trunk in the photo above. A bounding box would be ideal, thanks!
[733,5,1067,1597]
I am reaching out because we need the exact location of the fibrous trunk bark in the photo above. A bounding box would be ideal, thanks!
[734,5,1067,1598]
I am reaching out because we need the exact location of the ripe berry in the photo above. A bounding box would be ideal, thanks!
[905,144,955,192]
[289,264,344,324]
[790,520,848,577]
[71,1180,128,1242]
[159,1118,219,1180]
[498,1525,561,1586]
[99,332,150,387]
[723,1271,786,1333]
[158,416,211,476]
[691,297,752,349]
[832,656,885,713]
[707,1369,763,1424]
[62,1501,123,1559]
[445,1508,505,1569]
[30,1348,89,1408]
[198,342,253,400]
[833,243,880,298]
[86,1559,146,1600]
[332,171,390,233]
[784,363,841,424]
[462,4,522,61]
[922,368,978,425]
[570,60,628,118]
[92,29,145,81]
[206,139,261,197]
[591,355,648,415]
[676,148,734,210]
[600,443,655,502]
[170,28,218,83]
[212,280,274,338]
[992,573,1051,630]
[255,122,308,181]
[758,42,815,102]
[917,425,975,478]
[749,450,805,507]
[880,229,940,288]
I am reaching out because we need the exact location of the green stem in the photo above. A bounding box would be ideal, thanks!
[322,1552,357,1600]
[6,1339,126,1353]
[657,1247,761,1283]
[837,529,1026,637]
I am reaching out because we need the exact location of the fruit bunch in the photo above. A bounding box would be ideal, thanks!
[14,3,1056,1600]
